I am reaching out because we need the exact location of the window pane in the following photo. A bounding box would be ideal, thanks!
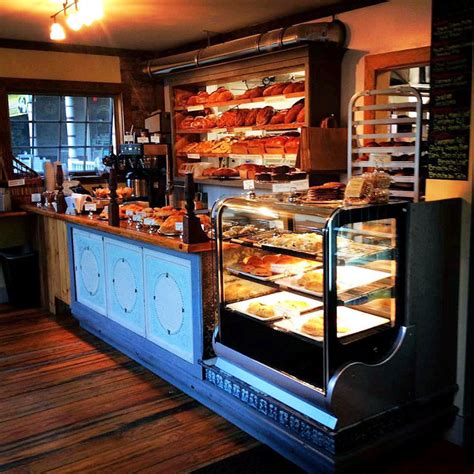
[10,120,31,147]
[35,122,60,147]
[61,122,86,146]
[8,94,31,121]
[88,97,113,122]
[62,148,87,171]
[34,96,60,121]
[34,147,59,162]
[87,147,109,169]
[62,96,86,121]
[88,122,112,146]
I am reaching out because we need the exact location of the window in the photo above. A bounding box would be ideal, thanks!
[8,94,115,174]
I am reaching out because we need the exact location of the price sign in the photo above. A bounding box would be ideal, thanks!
[137,136,150,144]
[132,214,144,222]
[151,135,161,143]
[187,153,200,159]
[8,179,25,187]
[124,134,134,143]
[243,180,255,190]
[271,179,309,193]
[31,193,42,203]
[263,154,283,160]
[175,222,183,232]
[233,127,253,133]
[187,105,204,112]
[345,177,366,198]
[144,217,157,226]
[84,203,97,211]
[125,209,135,216]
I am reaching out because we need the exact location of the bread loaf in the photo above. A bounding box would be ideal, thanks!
[239,86,265,99]
[208,87,226,103]
[175,89,194,107]
[244,108,258,126]
[296,107,305,123]
[179,115,195,129]
[263,83,287,97]
[285,100,304,123]
[256,106,275,126]
[284,137,300,154]
[235,109,249,127]
[270,110,288,124]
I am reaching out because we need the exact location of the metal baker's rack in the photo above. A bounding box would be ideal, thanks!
[347,87,426,202]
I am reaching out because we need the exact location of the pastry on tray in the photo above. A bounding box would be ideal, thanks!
[301,315,350,337]
[247,302,275,318]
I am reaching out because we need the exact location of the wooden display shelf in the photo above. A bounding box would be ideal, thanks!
[177,122,305,135]
[176,152,298,160]
[0,211,28,219]
[174,91,305,112]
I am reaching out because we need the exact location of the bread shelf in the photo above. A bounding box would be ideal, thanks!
[177,152,298,160]
[174,91,305,112]
[176,123,305,135]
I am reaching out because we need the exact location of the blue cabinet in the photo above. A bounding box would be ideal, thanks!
[72,228,106,315]
[144,249,197,363]
[105,238,145,336]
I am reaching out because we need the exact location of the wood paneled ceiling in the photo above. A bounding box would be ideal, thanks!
[0,0,385,53]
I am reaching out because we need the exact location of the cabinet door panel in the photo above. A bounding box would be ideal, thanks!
[72,228,106,315]
[105,238,145,336]
[144,249,194,363]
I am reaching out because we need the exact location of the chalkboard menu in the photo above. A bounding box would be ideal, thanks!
[428,0,473,180]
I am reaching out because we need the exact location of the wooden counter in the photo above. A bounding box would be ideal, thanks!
[22,205,213,254]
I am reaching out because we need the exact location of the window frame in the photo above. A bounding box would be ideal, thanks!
[0,78,126,178]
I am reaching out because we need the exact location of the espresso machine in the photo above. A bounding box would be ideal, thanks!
[106,144,170,207]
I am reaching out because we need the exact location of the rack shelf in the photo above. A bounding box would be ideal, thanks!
[174,91,305,112]
[176,123,305,135]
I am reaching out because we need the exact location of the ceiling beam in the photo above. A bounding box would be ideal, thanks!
[0,37,155,58]
[153,0,387,57]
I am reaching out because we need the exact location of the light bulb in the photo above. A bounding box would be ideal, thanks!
[50,22,66,41]
[66,11,83,31]
[78,0,103,25]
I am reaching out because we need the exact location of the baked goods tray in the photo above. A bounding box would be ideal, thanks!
[273,307,389,342]
[336,241,395,264]
[226,291,323,322]
[277,266,391,299]
[226,261,321,282]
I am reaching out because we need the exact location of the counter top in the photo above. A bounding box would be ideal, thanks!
[0,211,28,219]
[22,205,213,254]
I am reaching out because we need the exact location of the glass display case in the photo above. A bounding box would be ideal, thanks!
[212,195,406,399]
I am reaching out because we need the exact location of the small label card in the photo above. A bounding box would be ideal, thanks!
[233,127,253,133]
[124,134,134,143]
[264,94,285,102]
[175,222,183,232]
[125,209,135,216]
[137,136,150,144]
[243,179,255,190]
[31,193,42,203]
[84,203,97,212]
[187,153,200,159]
[132,213,144,222]
[144,217,157,226]
[187,105,204,112]
[8,179,25,187]
[151,135,161,143]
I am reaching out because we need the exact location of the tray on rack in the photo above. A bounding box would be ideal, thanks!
[277,266,391,298]
[226,291,322,322]
[273,307,390,342]
[227,260,321,282]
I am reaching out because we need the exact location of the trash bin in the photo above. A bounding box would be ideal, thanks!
[0,245,40,308]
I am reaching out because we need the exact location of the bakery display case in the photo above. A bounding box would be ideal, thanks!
[212,194,421,426]
[213,196,403,395]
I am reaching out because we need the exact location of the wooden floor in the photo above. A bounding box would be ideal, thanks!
[0,306,472,473]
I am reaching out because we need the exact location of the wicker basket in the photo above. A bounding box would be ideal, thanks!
[4,156,43,207]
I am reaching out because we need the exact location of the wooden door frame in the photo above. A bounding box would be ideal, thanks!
[362,46,431,134]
